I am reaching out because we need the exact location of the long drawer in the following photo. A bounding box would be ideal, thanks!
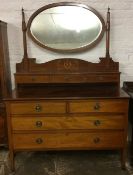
[11,115,125,131]
[10,102,66,114]
[13,131,124,150]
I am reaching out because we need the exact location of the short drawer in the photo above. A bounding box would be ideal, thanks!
[10,102,66,114]
[11,115,125,131]
[13,131,124,150]
[52,74,119,83]
[69,100,128,113]
[15,75,51,83]
[81,74,119,82]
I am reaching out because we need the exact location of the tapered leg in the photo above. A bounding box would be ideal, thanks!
[120,148,126,170]
[9,150,15,172]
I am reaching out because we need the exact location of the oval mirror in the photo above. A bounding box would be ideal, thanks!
[27,2,105,52]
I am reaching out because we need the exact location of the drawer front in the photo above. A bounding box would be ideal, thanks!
[12,115,125,131]
[69,100,128,113]
[13,131,124,150]
[80,74,119,82]
[10,102,66,114]
[15,75,51,83]
[52,74,119,83]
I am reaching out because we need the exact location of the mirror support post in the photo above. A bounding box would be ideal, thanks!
[106,7,110,59]
[22,8,29,71]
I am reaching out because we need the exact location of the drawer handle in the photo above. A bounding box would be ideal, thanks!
[36,138,43,144]
[94,120,101,126]
[94,103,100,111]
[36,121,42,127]
[35,104,42,112]
[94,137,100,144]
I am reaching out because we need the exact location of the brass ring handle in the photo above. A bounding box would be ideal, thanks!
[94,120,101,126]
[94,103,100,111]
[94,137,100,144]
[36,138,43,144]
[35,104,42,112]
[36,121,42,127]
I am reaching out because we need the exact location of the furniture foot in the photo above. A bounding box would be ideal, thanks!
[120,149,127,170]
[9,151,15,172]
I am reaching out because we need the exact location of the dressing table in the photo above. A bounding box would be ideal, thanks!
[5,2,129,171]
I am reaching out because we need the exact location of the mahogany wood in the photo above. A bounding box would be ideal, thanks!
[5,94,129,171]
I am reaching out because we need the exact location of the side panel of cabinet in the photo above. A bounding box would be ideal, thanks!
[0,21,12,145]
[0,104,7,145]
[0,21,12,99]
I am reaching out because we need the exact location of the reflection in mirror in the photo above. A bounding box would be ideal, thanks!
[28,3,105,52]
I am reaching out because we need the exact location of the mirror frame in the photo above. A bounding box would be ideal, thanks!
[27,2,106,53]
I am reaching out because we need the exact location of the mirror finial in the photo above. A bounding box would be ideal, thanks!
[22,8,26,31]
[106,7,110,59]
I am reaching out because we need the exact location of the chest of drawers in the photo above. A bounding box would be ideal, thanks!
[5,95,129,171]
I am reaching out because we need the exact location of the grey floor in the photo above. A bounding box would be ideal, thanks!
[1,146,133,175]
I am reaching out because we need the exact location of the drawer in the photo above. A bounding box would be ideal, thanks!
[69,100,128,113]
[11,115,125,131]
[52,74,119,83]
[13,131,124,150]
[15,75,51,83]
[81,74,119,82]
[10,102,66,114]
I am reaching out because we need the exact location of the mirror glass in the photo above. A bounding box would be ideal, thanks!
[28,3,105,52]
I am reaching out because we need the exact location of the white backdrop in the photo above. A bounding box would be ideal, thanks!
[0,0,133,88]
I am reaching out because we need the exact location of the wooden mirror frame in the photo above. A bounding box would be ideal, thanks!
[27,2,106,53]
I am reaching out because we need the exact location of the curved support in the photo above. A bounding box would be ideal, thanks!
[106,7,110,59]
[21,8,29,71]
[22,8,28,59]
